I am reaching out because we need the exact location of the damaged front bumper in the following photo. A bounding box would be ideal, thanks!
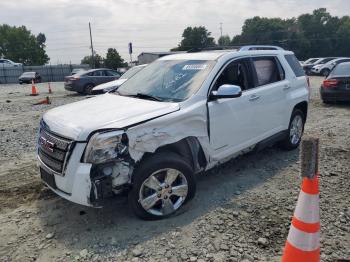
[38,142,133,207]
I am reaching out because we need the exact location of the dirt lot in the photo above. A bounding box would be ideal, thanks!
[0,79,349,262]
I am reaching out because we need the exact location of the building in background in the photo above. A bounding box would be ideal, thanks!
[137,51,185,64]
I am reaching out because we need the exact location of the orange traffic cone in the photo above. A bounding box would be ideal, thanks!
[33,96,51,105]
[282,138,320,262]
[48,82,52,94]
[30,79,38,96]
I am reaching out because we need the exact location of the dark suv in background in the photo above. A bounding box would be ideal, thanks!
[64,68,121,94]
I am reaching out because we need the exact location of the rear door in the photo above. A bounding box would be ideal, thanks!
[92,70,107,85]
[105,70,121,81]
[248,56,289,139]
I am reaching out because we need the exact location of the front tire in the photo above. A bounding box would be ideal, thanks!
[128,152,196,220]
[281,109,305,150]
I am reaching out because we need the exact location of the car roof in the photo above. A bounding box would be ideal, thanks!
[159,49,291,61]
[159,51,234,61]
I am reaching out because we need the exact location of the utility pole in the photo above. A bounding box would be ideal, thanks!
[220,22,223,38]
[128,42,133,65]
[89,22,95,68]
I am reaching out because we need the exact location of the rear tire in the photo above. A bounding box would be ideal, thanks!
[281,109,305,150]
[128,152,196,220]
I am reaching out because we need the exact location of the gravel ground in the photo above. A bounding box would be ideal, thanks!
[0,78,349,262]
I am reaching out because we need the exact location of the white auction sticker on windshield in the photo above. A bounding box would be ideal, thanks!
[182,64,207,70]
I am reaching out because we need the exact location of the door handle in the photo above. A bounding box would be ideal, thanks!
[249,94,260,101]
[283,84,291,90]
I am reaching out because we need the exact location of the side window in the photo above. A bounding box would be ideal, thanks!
[284,54,305,77]
[252,57,284,86]
[93,70,105,76]
[106,70,120,77]
[214,58,252,91]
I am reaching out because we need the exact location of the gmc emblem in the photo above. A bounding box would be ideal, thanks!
[39,136,55,152]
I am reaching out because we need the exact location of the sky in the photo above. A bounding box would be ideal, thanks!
[1,0,349,64]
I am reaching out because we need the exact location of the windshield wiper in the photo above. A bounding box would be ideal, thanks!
[128,93,163,101]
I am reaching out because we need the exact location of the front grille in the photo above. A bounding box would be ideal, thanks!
[38,127,73,175]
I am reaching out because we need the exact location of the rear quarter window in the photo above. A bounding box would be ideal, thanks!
[284,54,305,77]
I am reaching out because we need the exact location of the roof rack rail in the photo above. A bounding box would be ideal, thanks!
[238,45,284,51]
[187,46,240,53]
[185,45,284,53]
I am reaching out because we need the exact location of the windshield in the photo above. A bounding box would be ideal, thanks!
[121,66,145,79]
[117,60,215,102]
[330,63,350,76]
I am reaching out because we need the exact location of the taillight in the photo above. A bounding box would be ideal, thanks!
[323,79,338,88]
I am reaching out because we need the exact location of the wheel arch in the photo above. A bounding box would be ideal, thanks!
[293,101,308,121]
[137,137,207,174]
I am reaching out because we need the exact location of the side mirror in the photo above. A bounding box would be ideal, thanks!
[210,84,242,100]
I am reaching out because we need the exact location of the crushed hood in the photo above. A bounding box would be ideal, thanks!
[43,94,180,140]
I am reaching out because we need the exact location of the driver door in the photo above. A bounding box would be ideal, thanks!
[208,58,260,161]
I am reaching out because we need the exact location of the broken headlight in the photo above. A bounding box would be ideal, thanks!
[83,131,128,164]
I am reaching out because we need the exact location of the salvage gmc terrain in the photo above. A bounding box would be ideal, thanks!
[37,46,309,220]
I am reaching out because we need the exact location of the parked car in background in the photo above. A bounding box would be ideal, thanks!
[38,46,309,220]
[64,68,121,95]
[18,72,41,84]
[303,57,337,75]
[92,64,147,94]
[311,58,350,77]
[71,68,86,75]
[302,58,319,66]
[302,58,322,75]
[320,62,350,103]
[0,59,22,67]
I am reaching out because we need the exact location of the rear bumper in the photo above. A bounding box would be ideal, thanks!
[64,82,83,92]
[320,87,350,101]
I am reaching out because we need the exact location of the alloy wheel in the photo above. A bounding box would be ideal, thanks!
[290,115,303,145]
[139,168,188,216]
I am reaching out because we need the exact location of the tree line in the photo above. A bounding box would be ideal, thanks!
[80,48,127,70]
[172,8,350,59]
[0,24,49,65]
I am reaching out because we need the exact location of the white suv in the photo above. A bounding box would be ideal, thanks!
[37,46,309,220]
